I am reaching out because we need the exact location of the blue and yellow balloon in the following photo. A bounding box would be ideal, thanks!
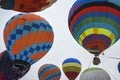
[62,58,82,80]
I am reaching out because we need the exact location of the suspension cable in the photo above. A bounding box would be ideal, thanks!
[101,62,118,80]
[80,59,93,79]
[102,53,120,60]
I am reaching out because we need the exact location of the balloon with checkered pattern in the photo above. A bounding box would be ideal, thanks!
[3,13,54,79]
[68,0,120,56]
[0,0,57,12]
[38,64,61,80]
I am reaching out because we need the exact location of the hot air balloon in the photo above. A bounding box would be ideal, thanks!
[62,58,82,80]
[79,67,111,80]
[0,72,8,80]
[118,62,120,73]
[0,50,17,80]
[38,64,61,80]
[0,0,57,12]
[3,13,54,79]
[68,0,120,65]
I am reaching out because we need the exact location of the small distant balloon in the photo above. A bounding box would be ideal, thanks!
[3,13,54,79]
[0,0,57,12]
[79,67,111,80]
[118,62,120,73]
[38,64,61,80]
[62,58,82,80]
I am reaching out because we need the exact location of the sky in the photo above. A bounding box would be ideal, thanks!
[0,0,120,80]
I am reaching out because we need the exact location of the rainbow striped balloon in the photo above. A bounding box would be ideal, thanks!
[3,13,54,65]
[68,0,120,55]
[62,58,82,80]
[38,64,61,80]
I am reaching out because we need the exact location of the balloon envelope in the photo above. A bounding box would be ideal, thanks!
[38,64,61,80]
[62,58,82,80]
[79,67,111,80]
[68,0,120,55]
[0,72,8,80]
[118,62,120,73]
[0,0,57,12]
[0,50,16,80]
[4,13,54,65]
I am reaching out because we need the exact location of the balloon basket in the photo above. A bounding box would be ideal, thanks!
[93,56,101,65]
[12,60,30,79]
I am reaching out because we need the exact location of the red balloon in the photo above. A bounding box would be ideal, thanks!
[0,0,57,12]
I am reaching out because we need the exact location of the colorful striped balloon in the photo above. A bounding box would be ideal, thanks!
[68,0,120,55]
[79,67,111,80]
[0,0,57,12]
[38,64,61,80]
[3,13,54,65]
[62,58,82,80]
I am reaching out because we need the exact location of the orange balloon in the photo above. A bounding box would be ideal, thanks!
[3,13,54,65]
[0,0,57,12]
